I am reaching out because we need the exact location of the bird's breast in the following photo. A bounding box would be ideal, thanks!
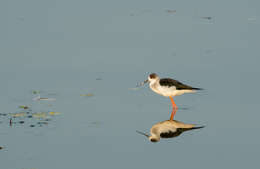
[150,83,164,96]
[150,83,177,97]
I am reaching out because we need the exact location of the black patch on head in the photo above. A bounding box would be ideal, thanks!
[159,78,201,90]
[150,138,159,142]
[149,73,157,79]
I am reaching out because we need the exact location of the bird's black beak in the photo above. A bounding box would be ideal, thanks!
[136,79,148,87]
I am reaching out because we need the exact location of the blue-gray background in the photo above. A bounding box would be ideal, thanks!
[1,0,259,169]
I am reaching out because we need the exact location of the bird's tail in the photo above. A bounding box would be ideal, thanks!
[191,87,203,90]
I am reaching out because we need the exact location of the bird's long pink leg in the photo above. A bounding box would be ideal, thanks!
[169,96,178,120]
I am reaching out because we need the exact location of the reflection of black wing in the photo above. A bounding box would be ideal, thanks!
[160,126,204,139]
[160,130,182,138]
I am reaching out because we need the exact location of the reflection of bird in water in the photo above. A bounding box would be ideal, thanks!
[138,73,202,120]
[137,120,204,142]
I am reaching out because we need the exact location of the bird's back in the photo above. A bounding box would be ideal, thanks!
[159,78,201,90]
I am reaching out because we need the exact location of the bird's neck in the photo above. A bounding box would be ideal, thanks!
[149,79,159,87]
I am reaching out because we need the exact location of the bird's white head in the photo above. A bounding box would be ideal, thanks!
[148,73,159,84]
[136,73,159,87]
[149,135,160,142]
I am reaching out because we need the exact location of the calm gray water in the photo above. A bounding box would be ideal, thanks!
[1,0,260,168]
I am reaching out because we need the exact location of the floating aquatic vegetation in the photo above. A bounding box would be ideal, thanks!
[165,9,176,14]
[80,93,94,97]
[46,92,59,96]
[1,91,61,128]
[128,87,141,91]
[19,121,25,124]
[49,112,60,116]
[200,16,212,20]
[32,112,47,118]
[18,105,29,109]
[37,121,48,125]
[91,121,102,126]
[32,90,40,94]
[11,112,27,118]
[9,118,12,126]
[33,95,56,101]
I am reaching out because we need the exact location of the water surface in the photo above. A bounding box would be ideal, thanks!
[1,0,260,169]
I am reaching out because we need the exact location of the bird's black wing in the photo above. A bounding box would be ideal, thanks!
[159,78,202,90]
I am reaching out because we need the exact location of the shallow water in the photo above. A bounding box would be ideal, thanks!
[1,0,260,168]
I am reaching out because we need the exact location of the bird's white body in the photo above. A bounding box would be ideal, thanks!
[149,80,195,97]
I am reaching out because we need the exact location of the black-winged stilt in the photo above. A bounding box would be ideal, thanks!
[139,73,202,120]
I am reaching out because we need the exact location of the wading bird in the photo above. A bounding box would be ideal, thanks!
[136,120,204,142]
[139,73,202,120]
